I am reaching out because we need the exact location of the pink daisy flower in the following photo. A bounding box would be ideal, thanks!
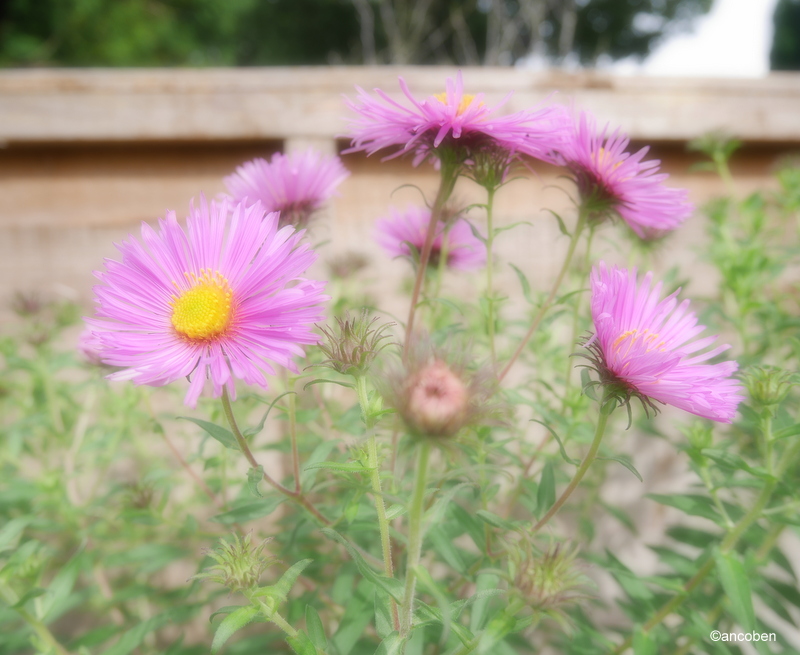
[224,149,350,228]
[587,262,743,423]
[561,111,693,237]
[88,197,327,408]
[375,205,486,271]
[345,71,566,168]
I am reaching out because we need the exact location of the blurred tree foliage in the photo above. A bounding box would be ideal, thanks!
[0,0,713,67]
[771,0,800,70]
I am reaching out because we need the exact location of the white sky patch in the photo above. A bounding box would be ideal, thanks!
[610,0,779,77]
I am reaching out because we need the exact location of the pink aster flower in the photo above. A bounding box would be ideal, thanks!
[375,205,486,271]
[560,111,693,237]
[345,70,566,169]
[88,197,327,408]
[224,149,349,228]
[587,262,743,423]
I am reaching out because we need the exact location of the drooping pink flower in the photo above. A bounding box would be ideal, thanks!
[375,205,486,271]
[345,71,566,168]
[88,197,327,407]
[587,262,743,423]
[560,111,693,237]
[224,149,349,228]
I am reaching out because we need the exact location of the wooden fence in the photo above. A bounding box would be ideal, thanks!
[1,67,799,321]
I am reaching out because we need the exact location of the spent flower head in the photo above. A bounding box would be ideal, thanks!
[224,149,350,229]
[560,111,693,237]
[346,71,566,171]
[583,262,744,423]
[193,533,277,594]
[375,205,486,272]
[510,540,591,617]
[383,336,498,440]
[88,196,327,408]
[316,310,396,377]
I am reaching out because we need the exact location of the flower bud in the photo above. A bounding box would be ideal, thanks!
[510,541,590,614]
[316,311,395,377]
[743,366,795,411]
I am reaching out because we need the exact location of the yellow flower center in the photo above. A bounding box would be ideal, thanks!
[612,328,665,357]
[170,270,233,341]
[434,92,478,116]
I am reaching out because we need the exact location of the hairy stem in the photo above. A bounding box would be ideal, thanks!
[400,440,432,638]
[484,186,498,363]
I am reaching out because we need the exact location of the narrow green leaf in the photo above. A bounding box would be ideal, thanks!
[210,496,284,525]
[332,580,374,655]
[773,423,800,440]
[287,630,319,655]
[300,441,338,489]
[714,549,755,632]
[470,574,500,633]
[211,605,260,654]
[305,605,327,651]
[245,390,296,437]
[632,626,657,655]
[597,454,643,482]
[259,559,313,604]
[12,587,46,609]
[41,551,83,621]
[375,632,404,655]
[536,462,556,514]
[647,494,719,522]
[547,209,571,237]
[0,516,32,551]
[475,509,516,532]
[508,263,534,306]
[429,527,467,574]
[303,461,372,473]
[531,419,580,466]
[413,565,452,644]
[247,466,264,498]
[303,378,355,390]
[320,528,404,602]
[179,417,238,450]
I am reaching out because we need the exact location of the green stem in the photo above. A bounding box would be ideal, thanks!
[532,391,612,533]
[0,582,71,655]
[355,376,399,630]
[404,164,459,359]
[287,377,301,494]
[612,431,800,654]
[400,441,432,638]
[499,209,587,382]
[485,186,497,363]
[220,388,330,526]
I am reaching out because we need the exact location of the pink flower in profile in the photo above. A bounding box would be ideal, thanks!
[77,326,105,366]
[224,149,349,228]
[587,262,743,423]
[375,205,486,271]
[346,71,566,168]
[560,111,693,237]
[88,197,327,407]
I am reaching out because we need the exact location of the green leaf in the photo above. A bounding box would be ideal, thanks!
[713,549,755,632]
[429,527,467,574]
[300,441,338,489]
[303,378,355,391]
[245,391,297,437]
[632,626,657,655]
[0,517,32,551]
[413,565,452,644]
[647,494,719,522]
[470,573,499,633]
[41,551,83,621]
[179,417,238,451]
[425,481,473,525]
[375,632,404,655]
[257,559,313,604]
[475,509,516,532]
[305,605,327,651]
[211,605,260,654]
[210,496,284,525]
[597,454,643,482]
[321,528,404,602]
[536,462,556,514]
[508,263,534,306]
[12,587,46,609]
[287,631,319,655]
[772,423,800,441]
[303,460,372,473]
[332,580,374,655]
[547,209,571,237]
[531,419,579,466]
[247,466,264,498]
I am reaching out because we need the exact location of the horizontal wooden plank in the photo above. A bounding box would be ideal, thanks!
[0,67,798,144]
